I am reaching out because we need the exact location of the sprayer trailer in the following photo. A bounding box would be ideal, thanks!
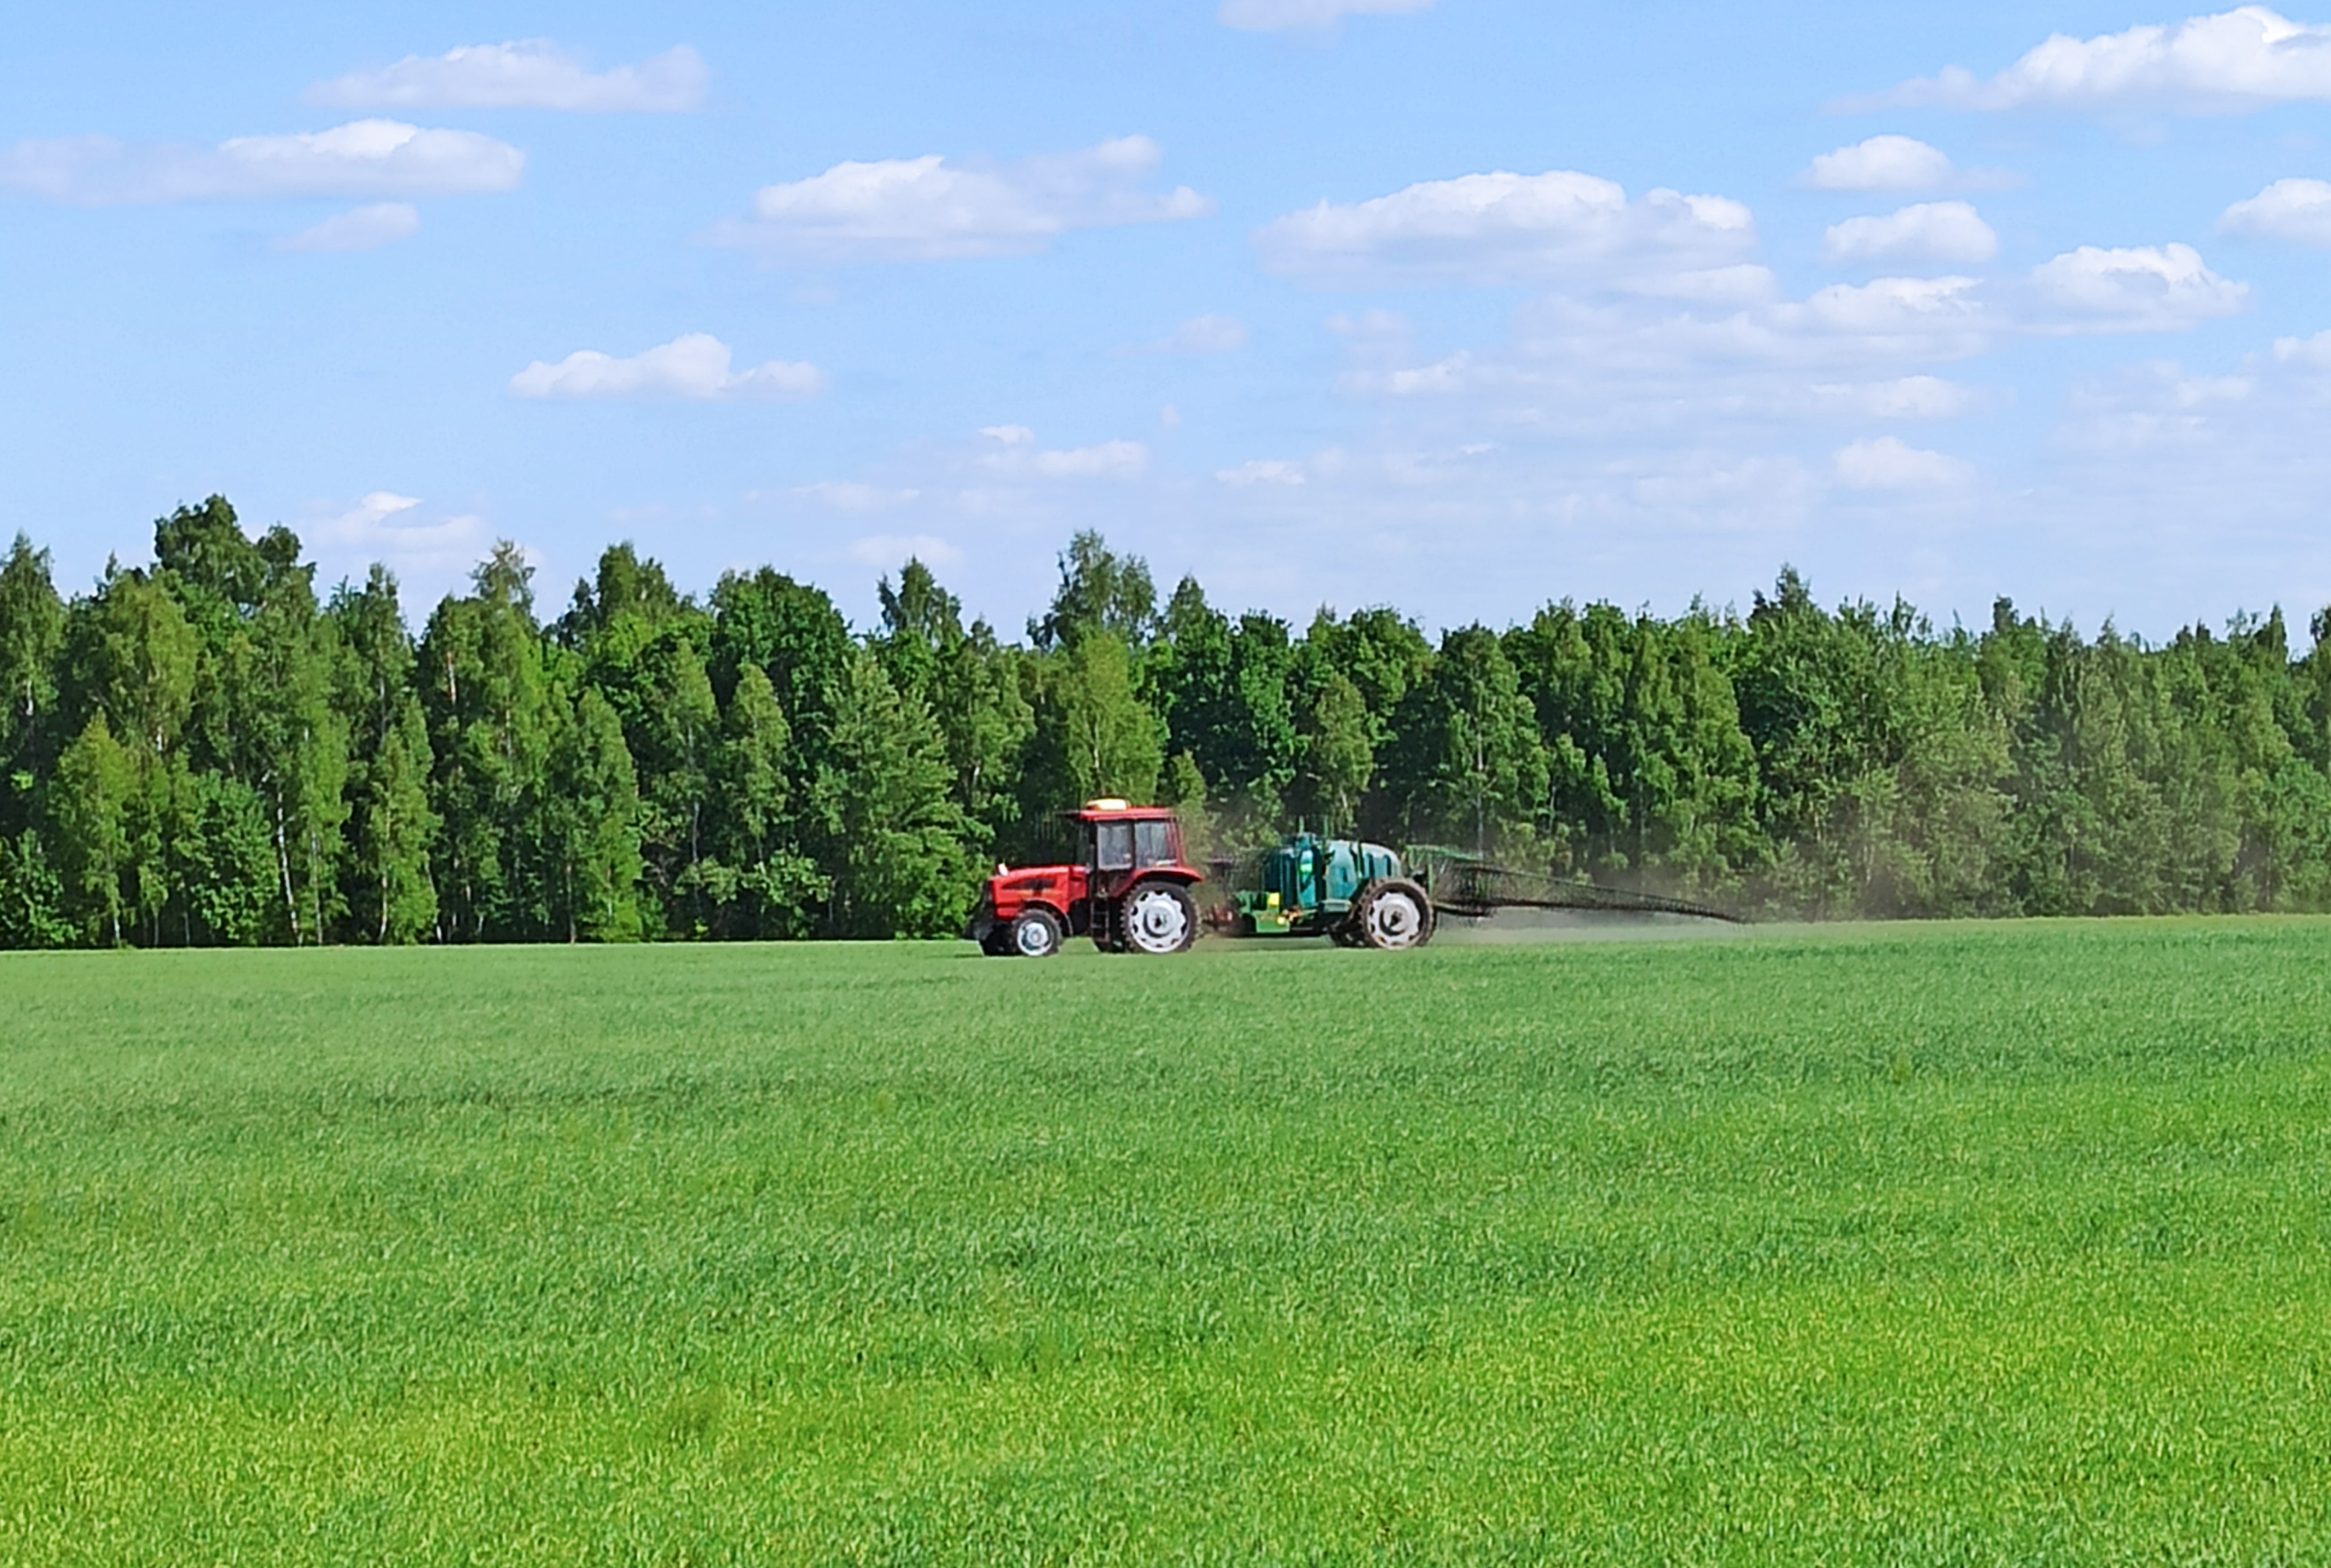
[966,801,1206,958]
[1204,833,1742,949]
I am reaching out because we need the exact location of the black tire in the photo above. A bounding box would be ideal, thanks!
[1330,922,1362,948]
[1120,881,1197,955]
[1353,879,1435,950]
[1009,908,1063,959]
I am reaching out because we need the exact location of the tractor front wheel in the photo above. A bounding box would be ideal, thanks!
[1354,879,1435,950]
[1010,908,1064,959]
[1121,882,1197,954]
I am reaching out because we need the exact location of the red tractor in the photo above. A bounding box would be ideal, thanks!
[966,801,1205,958]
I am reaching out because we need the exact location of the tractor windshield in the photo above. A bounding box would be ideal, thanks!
[1089,817,1178,873]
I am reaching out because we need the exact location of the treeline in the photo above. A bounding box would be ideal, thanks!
[4,499,2331,948]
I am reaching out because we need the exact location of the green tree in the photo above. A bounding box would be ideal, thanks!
[1297,672,1374,836]
[0,535,63,775]
[330,568,440,943]
[1031,631,1164,814]
[1388,626,1548,854]
[1029,531,1158,652]
[541,687,644,942]
[50,713,138,944]
[419,544,555,940]
[815,650,977,938]
[692,663,826,938]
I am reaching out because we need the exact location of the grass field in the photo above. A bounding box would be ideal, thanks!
[4,920,2330,1565]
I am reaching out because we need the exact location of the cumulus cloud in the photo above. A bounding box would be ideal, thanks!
[1170,315,1251,354]
[849,533,961,569]
[2028,243,2250,331]
[271,201,417,254]
[305,493,490,587]
[1802,136,1956,191]
[1253,168,1756,288]
[510,334,825,401]
[306,41,707,112]
[2220,177,2331,244]
[1219,0,1437,32]
[1216,459,1309,486]
[796,482,922,512]
[0,119,524,205]
[977,425,1149,479]
[1834,437,1976,490]
[274,201,420,253]
[712,136,1210,262]
[1862,7,2331,113]
[1811,376,1982,419]
[1824,202,2000,265]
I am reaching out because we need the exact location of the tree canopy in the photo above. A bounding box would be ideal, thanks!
[3,504,2328,947]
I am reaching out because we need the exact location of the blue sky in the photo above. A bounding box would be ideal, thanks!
[7,2,2331,640]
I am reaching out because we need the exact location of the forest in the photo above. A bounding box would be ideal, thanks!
[3,497,2330,948]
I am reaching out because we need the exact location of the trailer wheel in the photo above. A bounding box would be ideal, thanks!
[1355,879,1435,950]
[1121,882,1196,954]
[1010,908,1064,959]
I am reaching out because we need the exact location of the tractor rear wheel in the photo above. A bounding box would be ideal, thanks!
[1121,881,1196,954]
[1354,879,1435,950]
[1010,908,1064,959]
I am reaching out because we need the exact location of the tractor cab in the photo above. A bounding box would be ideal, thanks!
[967,801,1206,959]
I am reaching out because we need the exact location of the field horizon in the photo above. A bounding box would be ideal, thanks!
[6,919,2330,1563]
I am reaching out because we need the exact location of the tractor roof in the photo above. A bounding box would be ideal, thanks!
[1065,799,1180,823]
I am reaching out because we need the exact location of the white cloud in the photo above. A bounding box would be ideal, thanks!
[848,533,961,569]
[0,120,523,205]
[1171,315,1250,354]
[2220,177,2331,245]
[796,482,921,512]
[1219,0,1437,32]
[713,136,1211,262]
[1811,376,1981,419]
[977,426,1149,479]
[1834,437,1975,489]
[1803,136,1956,191]
[305,492,489,583]
[2274,326,2331,366]
[274,201,420,253]
[1326,309,1413,338]
[510,334,825,401]
[306,41,707,113]
[2028,244,2250,331]
[1824,202,1999,265]
[1216,459,1308,486]
[1864,7,2331,113]
[1253,168,1756,287]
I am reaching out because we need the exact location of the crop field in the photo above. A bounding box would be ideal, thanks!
[5,921,2331,1565]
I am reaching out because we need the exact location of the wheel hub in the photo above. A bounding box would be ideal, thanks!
[1126,889,1190,953]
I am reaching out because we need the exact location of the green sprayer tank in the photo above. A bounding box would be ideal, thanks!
[1212,834,1437,948]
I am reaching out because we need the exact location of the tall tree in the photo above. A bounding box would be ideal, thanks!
[814,650,977,939]
[418,543,555,940]
[0,535,63,781]
[540,687,643,942]
[330,568,439,944]
[1388,626,1548,854]
[692,663,826,938]
[49,713,138,944]
[1029,531,1159,652]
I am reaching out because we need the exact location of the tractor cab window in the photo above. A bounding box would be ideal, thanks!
[1135,819,1175,869]
[1093,820,1136,871]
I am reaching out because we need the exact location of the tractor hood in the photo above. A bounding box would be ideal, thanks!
[988,867,1074,899]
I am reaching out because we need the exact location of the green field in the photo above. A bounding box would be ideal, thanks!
[4,922,2330,1565]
